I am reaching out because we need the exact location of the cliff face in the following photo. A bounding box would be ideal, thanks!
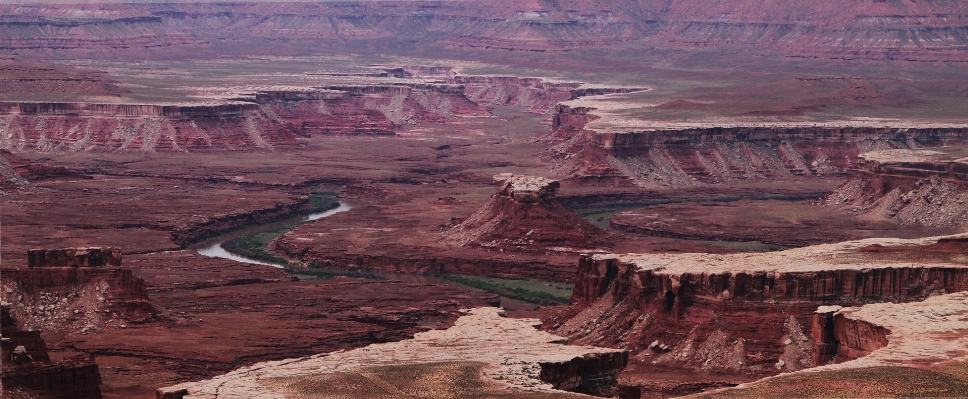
[1,304,103,399]
[0,83,477,152]
[549,105,968,187]
[443,173,609,253]
[1,248,156,333]
[548,236,968,377]
[826,148,968,229]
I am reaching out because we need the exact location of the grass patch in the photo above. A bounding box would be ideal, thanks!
[221,225,295,265]
[308,192,341,209]
[436,274,572,306]
[285,266,388,281]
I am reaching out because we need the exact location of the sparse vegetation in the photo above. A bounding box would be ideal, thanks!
[437,274,572,305]
[286,266,387,281]
[219,193,340,265]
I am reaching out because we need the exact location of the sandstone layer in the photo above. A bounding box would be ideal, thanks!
[549,103,968,187]
[443,173,608,253]
[826,147,968,230]
[1,248,156,334]
[547,233,968,393]
[159,307,627,399]
[3,1,968,60]
[1,303,103,399]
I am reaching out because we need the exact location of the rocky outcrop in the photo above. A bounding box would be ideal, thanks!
[454,76,643,114]
[548,108,968,187]
[1,248,157,333]
[826,148,968,229]
[159,307,627,398]
[1,303,103,399]
[443,173,608,253]
[548,234,968,379]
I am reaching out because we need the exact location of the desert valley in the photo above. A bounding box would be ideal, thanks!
[1,1,968,398]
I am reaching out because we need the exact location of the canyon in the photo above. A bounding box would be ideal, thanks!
[1,1,968,398]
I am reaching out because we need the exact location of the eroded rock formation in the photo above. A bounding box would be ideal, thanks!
[547,234,968,385]
[549,106,968,187]
[444,173,608,253]
[1,303,103,399]
[1,248,156,333]
[158,307,627,399]
[826,148,968,229]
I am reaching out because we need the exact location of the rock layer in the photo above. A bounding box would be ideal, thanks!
[443,173,608,253]
[826,148,968,229]
[158,307,627,399]
[549,106,968,187]
[548,234,968,379]
[1,248,156,333]
[1,303,103,399]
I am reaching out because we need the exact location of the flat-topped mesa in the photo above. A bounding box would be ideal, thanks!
[548,104,968,187]
[826,147,968,229]
[547,234,968,381]
[444,174,608,252]
[28,247,122,267]
[493,173,560,202]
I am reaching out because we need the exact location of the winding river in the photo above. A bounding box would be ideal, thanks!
[187,201,540,310]
[188,203,353,267]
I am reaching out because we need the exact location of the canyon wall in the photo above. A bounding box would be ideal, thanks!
[549,104,968,187]
[549,251,968,377]
[0,83,487,152]
[826,148,968,229]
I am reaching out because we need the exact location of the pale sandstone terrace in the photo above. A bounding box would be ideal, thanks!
[158,307,627,399]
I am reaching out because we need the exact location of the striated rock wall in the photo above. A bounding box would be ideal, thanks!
[3,1,968,60]
[549,104,968,187]
[826,148,968,229]
[550,249,968,376]
[454,76,642,114]
[0,83,484,152]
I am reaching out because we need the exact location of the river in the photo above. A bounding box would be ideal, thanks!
[187,201,541,310]
[188,203,353,267]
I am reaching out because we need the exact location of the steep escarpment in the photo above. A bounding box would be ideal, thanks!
[826,148,968,229]
[549,105,968,187]
[0,83,488,152]
[454,76,643,114]
[547,234,968,384]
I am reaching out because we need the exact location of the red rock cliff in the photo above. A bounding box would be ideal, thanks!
[549,249,968,376]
